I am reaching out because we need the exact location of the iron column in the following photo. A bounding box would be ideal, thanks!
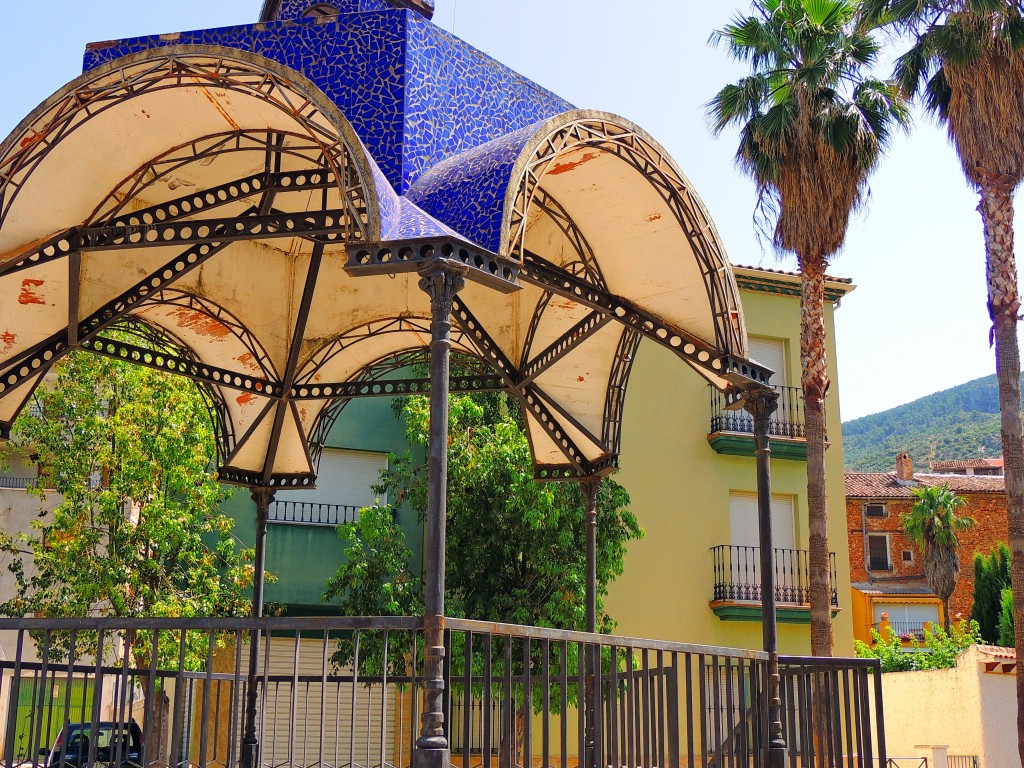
[742,386,787,768]
[414,260,465,768]
[580,477,601,768]
[241,487,273,768]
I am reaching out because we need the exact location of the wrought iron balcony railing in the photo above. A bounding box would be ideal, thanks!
[712,545,839,607]
[875,620,931,641]
[709,384,806,439]
[267,500,363,526]
[0,475,36,489]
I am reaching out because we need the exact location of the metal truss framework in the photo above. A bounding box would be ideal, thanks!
[506,117,748,358]
[0,48,770,488]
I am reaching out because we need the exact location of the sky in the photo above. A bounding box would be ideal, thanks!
[0,0,1020,423]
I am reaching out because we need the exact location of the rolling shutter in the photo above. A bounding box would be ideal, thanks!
[276,448,388,506]
[748,337,786,388]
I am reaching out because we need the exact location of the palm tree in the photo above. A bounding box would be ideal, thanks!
[708,0,909,656]
[860,0,1024,755]
[902,484,975,631]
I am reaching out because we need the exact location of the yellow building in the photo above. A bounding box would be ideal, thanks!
[607,265,856,657]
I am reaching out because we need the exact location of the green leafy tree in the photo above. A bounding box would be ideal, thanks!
[0,345,255,761]
[971,543,1011,643]
[373,392,641,632]
[325,391,642,766]
[861,0,1024,755]
[708,0,909,656]
[1001,587,1016,648]
[324,505,423,676]
[902,485,976,631]
[0,347,255,657]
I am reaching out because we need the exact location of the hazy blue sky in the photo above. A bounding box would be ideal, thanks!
[1,1,1020,423]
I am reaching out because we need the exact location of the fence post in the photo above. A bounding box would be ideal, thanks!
[916,745,947,768]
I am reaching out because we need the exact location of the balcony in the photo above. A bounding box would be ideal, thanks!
[711,545,840,623]
[267,500,364,526]
[708,385,809,460]
[0,616,887,768]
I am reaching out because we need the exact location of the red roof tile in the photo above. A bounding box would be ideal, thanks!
[928,458,1003,471]
[732,264,853,284]
[845,472,1006,498]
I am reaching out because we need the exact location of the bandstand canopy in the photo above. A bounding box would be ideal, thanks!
[0,9,771,490]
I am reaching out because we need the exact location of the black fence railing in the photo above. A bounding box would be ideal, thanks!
[267,500,363,526]
[709,384,806,439]
[712,545,840,607]
[948,756,979,768]
[0,476,35,490]
[0,616,886,768]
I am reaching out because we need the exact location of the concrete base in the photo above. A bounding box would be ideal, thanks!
[412,747,451,768]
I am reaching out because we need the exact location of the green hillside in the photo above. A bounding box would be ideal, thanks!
[841,373,1011,472]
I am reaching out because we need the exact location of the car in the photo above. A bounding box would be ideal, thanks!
[40,721,143,768]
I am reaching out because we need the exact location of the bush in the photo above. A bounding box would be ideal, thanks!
[855,619,982,672]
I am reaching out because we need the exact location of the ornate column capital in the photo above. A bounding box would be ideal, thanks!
[418,260,467,306]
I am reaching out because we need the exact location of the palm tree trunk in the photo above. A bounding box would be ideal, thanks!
[978,177,1024,767]
[798,254,834,657]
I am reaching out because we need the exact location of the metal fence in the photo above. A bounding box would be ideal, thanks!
[712,546,840,608]
[0,616,886,768]
[948,756,979,768]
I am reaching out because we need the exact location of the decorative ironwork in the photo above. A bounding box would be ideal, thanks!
[346,236,521,294]
[519,310,612,385]
[0,51,374,236]
[520,250,768,386]
[711,546,840,607]
[82,336,279,398]
[710,385,807,439]
[506,117,745,356]
[602,329,641,452]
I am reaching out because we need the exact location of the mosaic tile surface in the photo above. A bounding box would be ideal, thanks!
[82,3,573,249]
[405,122,544,252]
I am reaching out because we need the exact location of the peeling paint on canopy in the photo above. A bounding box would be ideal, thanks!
[0,5,770,488]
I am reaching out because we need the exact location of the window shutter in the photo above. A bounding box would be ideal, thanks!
[748,338,787,388]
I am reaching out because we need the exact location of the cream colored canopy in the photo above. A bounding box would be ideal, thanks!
[0,46,769,488]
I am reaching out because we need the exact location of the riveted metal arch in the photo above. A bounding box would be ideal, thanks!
[602,329,642,454]
[86,131,353,226]
[502,113,744,357]
[293,316,481,389]
[518,250,772,386]
[0,46,382,240]
[304,351,507,468]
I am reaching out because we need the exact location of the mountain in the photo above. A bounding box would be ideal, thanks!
[841,373,1010,472]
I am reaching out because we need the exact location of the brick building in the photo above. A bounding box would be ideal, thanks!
[845,452,1007,645]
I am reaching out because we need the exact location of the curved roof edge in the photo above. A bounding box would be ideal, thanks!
[0,43,386,243]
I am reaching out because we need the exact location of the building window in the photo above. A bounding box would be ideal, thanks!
[270,448,388,526]
[867,534,891,571]
[902,549,914,564]
[864,503,887,518]
[748,337,787,388]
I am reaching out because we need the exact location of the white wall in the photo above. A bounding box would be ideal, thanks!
[878,646,1014,766]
